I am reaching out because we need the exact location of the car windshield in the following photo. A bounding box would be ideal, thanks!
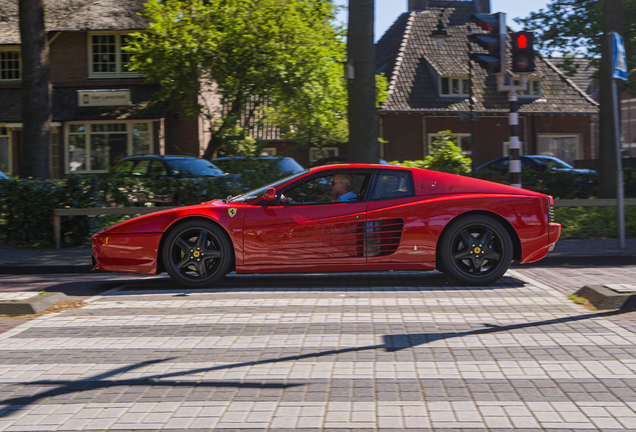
[214,157,304,174]
[228,170,309,203]
[277,158,305,173]
[164,159,225,177]
[533,157,573,170]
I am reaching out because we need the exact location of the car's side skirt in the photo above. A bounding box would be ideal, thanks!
[235,262,436,274]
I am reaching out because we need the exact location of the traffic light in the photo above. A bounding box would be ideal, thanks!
[468,13,506,74]
[511,31,535,73]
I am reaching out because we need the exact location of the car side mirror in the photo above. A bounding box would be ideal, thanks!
[262,187,277,202]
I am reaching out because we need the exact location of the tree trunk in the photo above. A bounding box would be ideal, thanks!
[347,0,379,164]
[18,0,51,179]
[598,0,623,198]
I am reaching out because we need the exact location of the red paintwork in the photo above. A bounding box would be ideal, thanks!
[91,164,560,276]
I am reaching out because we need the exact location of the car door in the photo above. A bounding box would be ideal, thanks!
[364,169,432,263]
[243,171,370,266]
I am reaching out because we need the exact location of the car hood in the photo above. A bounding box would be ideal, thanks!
[95,200,250,235]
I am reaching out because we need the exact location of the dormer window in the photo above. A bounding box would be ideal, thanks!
[513,78,542,98]
[439,76,470,97]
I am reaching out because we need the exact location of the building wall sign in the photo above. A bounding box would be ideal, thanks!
[77,89,131,107]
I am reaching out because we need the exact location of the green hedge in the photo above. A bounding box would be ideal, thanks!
[0,161,285,247]
[2,165,635,246]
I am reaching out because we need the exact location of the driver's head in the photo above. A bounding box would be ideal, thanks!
[331,173,355,201]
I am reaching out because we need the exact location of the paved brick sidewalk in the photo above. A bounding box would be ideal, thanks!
[0,271,635,431]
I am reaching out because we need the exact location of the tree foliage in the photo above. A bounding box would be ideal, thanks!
[389,131,472,175]
[126,0,356,157]
[515,0,636,93]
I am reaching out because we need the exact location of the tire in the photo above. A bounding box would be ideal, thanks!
[438,214,513,286]
[162,219,233,288]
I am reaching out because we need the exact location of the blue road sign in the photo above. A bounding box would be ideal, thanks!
[611,31,628,81]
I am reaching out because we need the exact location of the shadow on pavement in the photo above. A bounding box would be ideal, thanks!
[1,308,630,416]
[107,271,527,294]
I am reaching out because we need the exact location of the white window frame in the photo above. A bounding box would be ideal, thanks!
[260,147,277,156]
[309,146,339,164]
[0,126,12,175]
[88,31,140,79]
[439,76,470,97]
[536,133,581,163]
[0,47,21,82]
[513,77,542,98]
[64,120,153,174]
[427,132,471,156]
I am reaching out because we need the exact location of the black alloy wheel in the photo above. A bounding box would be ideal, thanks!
[162,220,233,288]
[438,215,513,286]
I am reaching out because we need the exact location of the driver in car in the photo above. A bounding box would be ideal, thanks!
[331,173,357,202]
[280,173,358,204]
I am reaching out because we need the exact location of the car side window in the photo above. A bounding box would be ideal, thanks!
[149,161,168,178]
[282,175,333,205]
[521,158,534,169]
[495,159,509,170]
[114,160,135,176]
[131,160,151,177]
[371,170,414,200]
[281,173,370,205]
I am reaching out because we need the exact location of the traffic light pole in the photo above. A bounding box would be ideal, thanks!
[496,74,529,188]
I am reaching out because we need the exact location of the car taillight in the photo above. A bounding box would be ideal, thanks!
[547,196,554,223]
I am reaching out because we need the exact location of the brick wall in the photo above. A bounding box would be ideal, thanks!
[381,113,424,162]
[380,112,595,166]
[50,32,88,82]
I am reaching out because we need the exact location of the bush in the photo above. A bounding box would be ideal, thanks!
[473,169,599,199]
[0,174,251,248]
[390,131,472,175]
[555,206,636,239]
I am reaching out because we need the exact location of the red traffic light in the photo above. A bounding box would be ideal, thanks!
[516,34,527,49]
[511,31,535,73]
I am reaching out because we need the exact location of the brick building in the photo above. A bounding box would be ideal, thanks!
[375,0,599,167]
[0,0,602,177]
[0,0,204,178]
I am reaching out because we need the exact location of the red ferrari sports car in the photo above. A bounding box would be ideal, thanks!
[92,164,561,287]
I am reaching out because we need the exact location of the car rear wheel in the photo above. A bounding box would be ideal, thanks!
[162,220,233,288]
[438,215,513,286]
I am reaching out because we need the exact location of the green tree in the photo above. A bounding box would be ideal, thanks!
[516,0,635,198]
[515,0,635,93]
[126,0,347,158]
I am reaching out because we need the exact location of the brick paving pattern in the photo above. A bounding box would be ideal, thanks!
[0,270,635,431]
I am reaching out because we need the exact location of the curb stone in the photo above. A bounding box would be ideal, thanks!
[575,285,636,310]
[0,292,69,315]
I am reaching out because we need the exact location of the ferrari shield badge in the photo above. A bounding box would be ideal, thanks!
[228,208,237,218]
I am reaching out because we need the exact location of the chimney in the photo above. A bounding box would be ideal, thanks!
[408,0,491,13]
[476,0,491,13]
[408,0,430,11]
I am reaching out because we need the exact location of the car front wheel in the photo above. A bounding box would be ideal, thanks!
[438,215,513,286]
[162,220,233,288]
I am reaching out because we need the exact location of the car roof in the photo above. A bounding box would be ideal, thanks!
[308,163,405,172]
[120,153,202,161]
[213,156,293,161]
